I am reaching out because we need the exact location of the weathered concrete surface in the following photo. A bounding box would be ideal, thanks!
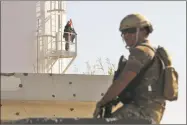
[1,100,96,120]
[1,100,123,121]
[1,73,113,101]
[0,73,116,121]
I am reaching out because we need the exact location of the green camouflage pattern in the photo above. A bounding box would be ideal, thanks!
[111,104,156,124]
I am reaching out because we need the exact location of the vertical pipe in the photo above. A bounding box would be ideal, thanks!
[61,11,63,51]
[50,36,53,52]
[60,59,62,74]
[42,1,45,73]
[57,1,61,51]
[56,33,58,51]
[54,5,56,37]
[50,1,52,51]
[45,36,49,73]
[58,58,60,74]
[58,14,60,50]
[51,56,53,74]
[54,1,56,9]
[61,33,62,51]
[43,37,45,73]
[37,19,39,73]
[59,1,61,10]
[60,3,63,51]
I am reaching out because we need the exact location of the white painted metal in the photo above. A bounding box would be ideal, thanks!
[36,1,77,74]
[1,73,113,101]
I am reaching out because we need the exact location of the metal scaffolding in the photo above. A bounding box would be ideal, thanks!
[35,1,77,74]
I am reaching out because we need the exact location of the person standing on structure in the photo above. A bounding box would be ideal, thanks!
[93,13,178,124]
[63,19,77,51]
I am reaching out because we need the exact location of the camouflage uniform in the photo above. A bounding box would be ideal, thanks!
[111,41,166,124]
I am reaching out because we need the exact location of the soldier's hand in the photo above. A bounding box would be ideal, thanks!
[93,102,103,118]
[93,107,102,118]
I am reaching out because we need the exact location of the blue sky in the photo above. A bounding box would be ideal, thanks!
[65,1,186,124]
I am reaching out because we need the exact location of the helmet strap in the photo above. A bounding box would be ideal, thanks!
[135,28,140,43]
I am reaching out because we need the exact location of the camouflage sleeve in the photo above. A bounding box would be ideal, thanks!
[123,47,154,73]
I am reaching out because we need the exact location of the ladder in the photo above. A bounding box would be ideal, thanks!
[35,1,77,74]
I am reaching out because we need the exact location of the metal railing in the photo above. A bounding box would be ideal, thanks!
[45,31,77,56]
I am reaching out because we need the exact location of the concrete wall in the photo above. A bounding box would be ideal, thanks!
[1,1,37,73]
[1,100,97,120]
[1,73,113,101]
[1,73,114,120]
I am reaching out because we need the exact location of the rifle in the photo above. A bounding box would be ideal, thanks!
[113,55,133,104]
[99,55,131,118]
[99,97,120,118]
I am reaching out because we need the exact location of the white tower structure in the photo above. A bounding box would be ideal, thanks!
[35,1,77,74]
[1,1,77,74]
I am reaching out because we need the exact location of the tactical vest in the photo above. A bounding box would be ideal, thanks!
[114,40,178,105]
[131,43,166,106]
[131,43,178,104]
[112,42,178,123]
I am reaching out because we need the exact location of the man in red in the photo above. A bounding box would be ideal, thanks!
[63,19,77,51]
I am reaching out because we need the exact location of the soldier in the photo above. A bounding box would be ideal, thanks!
[93,13,166,124]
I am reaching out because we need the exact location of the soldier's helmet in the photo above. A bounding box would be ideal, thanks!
[119,13,153,33]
